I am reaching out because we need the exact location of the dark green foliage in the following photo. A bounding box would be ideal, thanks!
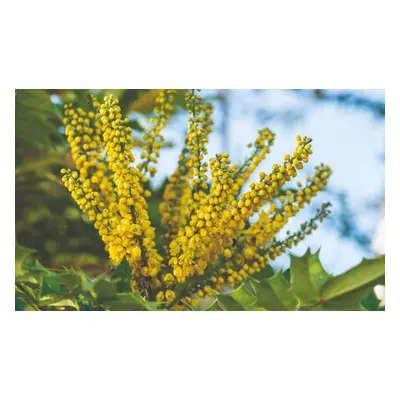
[15,90,63,160]
[15,243,154,311]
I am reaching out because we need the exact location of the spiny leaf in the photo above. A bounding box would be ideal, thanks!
[217,284,257,311]
[247,249,385,311]
[111,259,132,293]
[247,270,298,311]
[307,249,330,290]
[290,249,329,306]
[320,255,385,302]
[228,283,257,308]
[249,279,287,311]
[266,270,298,310]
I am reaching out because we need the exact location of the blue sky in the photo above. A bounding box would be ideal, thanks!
[150,89,385,275]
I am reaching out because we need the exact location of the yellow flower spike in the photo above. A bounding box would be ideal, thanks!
[266,203,332,260]
[184,90,214,205]
[232,128,276,197]
[138,90,176,180]
[167,152,236,281]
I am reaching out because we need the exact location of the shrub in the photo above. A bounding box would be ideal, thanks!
[15,90,385,311]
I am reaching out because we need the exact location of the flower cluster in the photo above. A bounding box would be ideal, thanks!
[232,128,275,197]
[62,95,162,294]
[138,89,176,179]
[61,90,332,309]
[185,90,214,204]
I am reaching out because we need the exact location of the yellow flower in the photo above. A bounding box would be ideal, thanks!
[223,248,232,258]
[165,290,176,302]
[156,291,165,302]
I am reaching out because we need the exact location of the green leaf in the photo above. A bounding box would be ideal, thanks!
[248,270,298,311]
[39,295,80,310]
[15,243,36,274]
[217,295,246,311]
[290,249,330,306]
[41,275,62,296]
[194,296,218,311]
[48,299,80,310]
[111,259,132,293]
[320,255,385,303]
[294,253,385,311]
[249,279,287,311]
[105,293,155,311]
[229,283,257,308]
[267,270,298,310]
[218,249,384,312]
[39,269,86,301]
[34,259,49,271]
[202,298,222,311]
[307,249,330,290]
[361,289,385,311]
[92,278,118,301]
[217,284,257,311]
[56,270,85,295]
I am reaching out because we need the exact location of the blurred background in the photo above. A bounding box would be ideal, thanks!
[15,89,385,277]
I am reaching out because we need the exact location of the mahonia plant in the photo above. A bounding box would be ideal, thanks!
[61,89,332,310]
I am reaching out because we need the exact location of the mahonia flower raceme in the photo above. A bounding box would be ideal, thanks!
[61,89,333,309]
[138,89,176,180]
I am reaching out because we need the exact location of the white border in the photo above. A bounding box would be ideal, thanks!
[2,1,399,399]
